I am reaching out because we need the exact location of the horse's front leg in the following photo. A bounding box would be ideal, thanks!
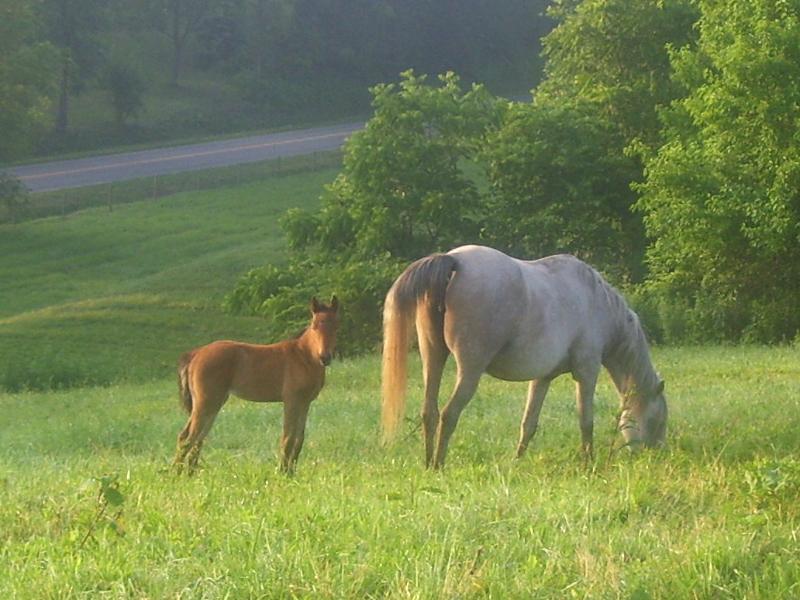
[515,378,551,458]
[574,366,600,460]
[280,397,311,474]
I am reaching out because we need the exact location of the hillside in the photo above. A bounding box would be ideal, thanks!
[0,166,337,391]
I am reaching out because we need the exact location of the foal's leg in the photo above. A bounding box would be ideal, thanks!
[176,396,225,474]
[173,419,193,468]
[515,378,551,458]
[416,308,449,468]
[280,398,312,474]
[432,365,482,469]
[573,364,600,460]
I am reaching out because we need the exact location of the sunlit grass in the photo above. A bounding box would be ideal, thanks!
[1,347,798,598]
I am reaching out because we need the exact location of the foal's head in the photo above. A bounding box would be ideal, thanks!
[308,295,340,366]
[620,379,668,448]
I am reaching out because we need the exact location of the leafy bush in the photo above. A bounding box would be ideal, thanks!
[225,255,403,355]
[226,71,501,353]
[0,173,30,224]
[101,63,146,126]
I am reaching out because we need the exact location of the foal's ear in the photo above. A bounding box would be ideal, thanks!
[311,297,321,313]
[656,379,665,395]
[330,294,339,313]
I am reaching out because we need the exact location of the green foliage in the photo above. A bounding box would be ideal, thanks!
[101,62,146,126]
[314,71,502,259]
[225,255,403,355]
[0,0,58,160]
[7,0,549,160]
[79,474,126,548]
[483,101,645,282]
[636,0,800,342]
[539,0,698,148]
[227,72,502,353]
[0,174,30,224]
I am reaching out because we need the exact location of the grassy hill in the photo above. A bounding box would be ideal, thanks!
[0,165,338,391]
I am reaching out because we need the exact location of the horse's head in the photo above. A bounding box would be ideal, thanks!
[309,295,340,366]
[619,379,667,448]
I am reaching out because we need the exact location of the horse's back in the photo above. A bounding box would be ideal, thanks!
[443,246,621,380]
[187,340,287,403]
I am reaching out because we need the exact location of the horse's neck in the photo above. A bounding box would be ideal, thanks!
[291,328,317,362]
[604,319,658,402]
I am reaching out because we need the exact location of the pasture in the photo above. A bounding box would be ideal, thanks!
[1,167,799,597]
[1,347,799,598]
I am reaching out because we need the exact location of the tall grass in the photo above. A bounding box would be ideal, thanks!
[1,347,798,598]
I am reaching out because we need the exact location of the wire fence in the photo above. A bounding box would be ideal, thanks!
[4,150,342,224]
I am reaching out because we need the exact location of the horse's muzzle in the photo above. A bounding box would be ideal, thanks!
[320,353,332,367]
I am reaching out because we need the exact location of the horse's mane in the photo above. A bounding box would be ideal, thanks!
[585,264,660,397]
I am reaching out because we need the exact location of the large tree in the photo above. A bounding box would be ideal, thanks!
[538,0,698,148]
[637,0,800,342]
[0,0,58,160]
[43,0,108,134]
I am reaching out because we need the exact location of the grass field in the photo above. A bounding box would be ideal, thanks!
[0,164,338,391]
[2,169,799,598]
[1,347,799,598]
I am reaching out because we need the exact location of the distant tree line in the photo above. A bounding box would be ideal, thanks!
[0,0,550,161]
[228,0,800,348]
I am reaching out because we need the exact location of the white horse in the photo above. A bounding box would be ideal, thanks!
[381,245,667,468]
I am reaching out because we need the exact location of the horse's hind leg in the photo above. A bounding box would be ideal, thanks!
[173,419,193,470]
[432,365,482,469]
[516,378,551,458]
[176,397,224,474]
[417,307,449,468]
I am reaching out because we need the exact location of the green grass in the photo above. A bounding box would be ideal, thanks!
[1,347,799,598]
[0,165,338,391]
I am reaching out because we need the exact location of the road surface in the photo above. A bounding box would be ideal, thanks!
[7,122,363,193]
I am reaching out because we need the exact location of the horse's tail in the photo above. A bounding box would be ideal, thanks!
[381,253,457,443]
[177,351,195,414]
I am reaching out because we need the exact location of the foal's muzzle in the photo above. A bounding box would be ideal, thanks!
[320,353,332,366]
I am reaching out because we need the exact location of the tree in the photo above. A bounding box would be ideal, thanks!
[101,62,146,126]
[0,174,30,223]
[290,70,503,260]
[42,0,108,134]
[636,0,800,342]
[482,101,644,282]
[145,0,214,85]
[0,0,58,160]
[226,71,503,353]
[538,0,698,148]
[518,0,698,284]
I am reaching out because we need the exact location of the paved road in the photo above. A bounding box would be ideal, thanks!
[8,121,363,193]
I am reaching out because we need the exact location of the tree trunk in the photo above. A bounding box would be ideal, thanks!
[55,52,70,134]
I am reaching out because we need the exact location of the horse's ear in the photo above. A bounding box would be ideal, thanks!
[330,295,339,312]
[656,379,665,395]
[311,297,320,313]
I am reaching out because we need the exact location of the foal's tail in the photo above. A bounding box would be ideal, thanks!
[177,351,195,414]
[381,253,457,443]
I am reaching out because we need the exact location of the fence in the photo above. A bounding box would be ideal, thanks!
[4,150,342,224]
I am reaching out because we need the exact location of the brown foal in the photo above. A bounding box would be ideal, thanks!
[174,296,339,474]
